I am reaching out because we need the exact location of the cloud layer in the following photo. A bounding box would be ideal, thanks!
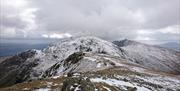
[0,0,180,44]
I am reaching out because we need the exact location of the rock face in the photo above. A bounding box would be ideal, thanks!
[0,36,180,89]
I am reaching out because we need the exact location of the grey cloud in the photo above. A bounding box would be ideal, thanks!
[142,0,180,29]
[0,0,180,44]
[33,0,144,37]
[1,16,26,29]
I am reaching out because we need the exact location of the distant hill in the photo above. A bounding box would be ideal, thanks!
[0,43,48,57]
[158,42,180,51]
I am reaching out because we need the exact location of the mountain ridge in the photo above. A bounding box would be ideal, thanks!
[0,36,180,91]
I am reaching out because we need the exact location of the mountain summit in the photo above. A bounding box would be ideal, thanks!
[0,36,180,91]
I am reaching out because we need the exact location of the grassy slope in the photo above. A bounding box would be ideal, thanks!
[1,65,179,91]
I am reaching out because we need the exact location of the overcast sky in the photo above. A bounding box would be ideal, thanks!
[0,0,180,44]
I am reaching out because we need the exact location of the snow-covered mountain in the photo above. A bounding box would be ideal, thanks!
[0,36,124,87]
[0,36,180,91]
[113,39,180,74]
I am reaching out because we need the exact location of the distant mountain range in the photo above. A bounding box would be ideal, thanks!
[0,43,48,57]
[1,40,179,57]
[157,42,180,51]
[0,36,179,91]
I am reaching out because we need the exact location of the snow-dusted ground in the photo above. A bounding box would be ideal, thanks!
[90,73,180,91]
[134,75,180,90]
[91,78,151,91]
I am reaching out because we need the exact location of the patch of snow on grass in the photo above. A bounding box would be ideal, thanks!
[103,86,111,91]
[135,75,180,89]
[34,88,51,91]
[90,78,151,91]
[74,85,81,91]
[72,73,81,77]
[95,88,98,91]
[131,67,145,73]
[22,88,29,90]
[52,75,60,79]
[97,63,103,68]
[84,57,96,62]
[46,82,53,88]
[70,83,81,91]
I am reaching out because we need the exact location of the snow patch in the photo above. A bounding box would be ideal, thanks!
[84,57,96,62]
[103,86,111,91]
[22,88,30,90]
[70,83,81,91]
[34,88,51,91]
[52,75,60,79]
[97,63,103,68]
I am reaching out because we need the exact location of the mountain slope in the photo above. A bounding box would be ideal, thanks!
[1,58,180,91]
[0,36,180,90]
[113,39,180,74]
[0,36,124,87]
[31,36,124,78]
